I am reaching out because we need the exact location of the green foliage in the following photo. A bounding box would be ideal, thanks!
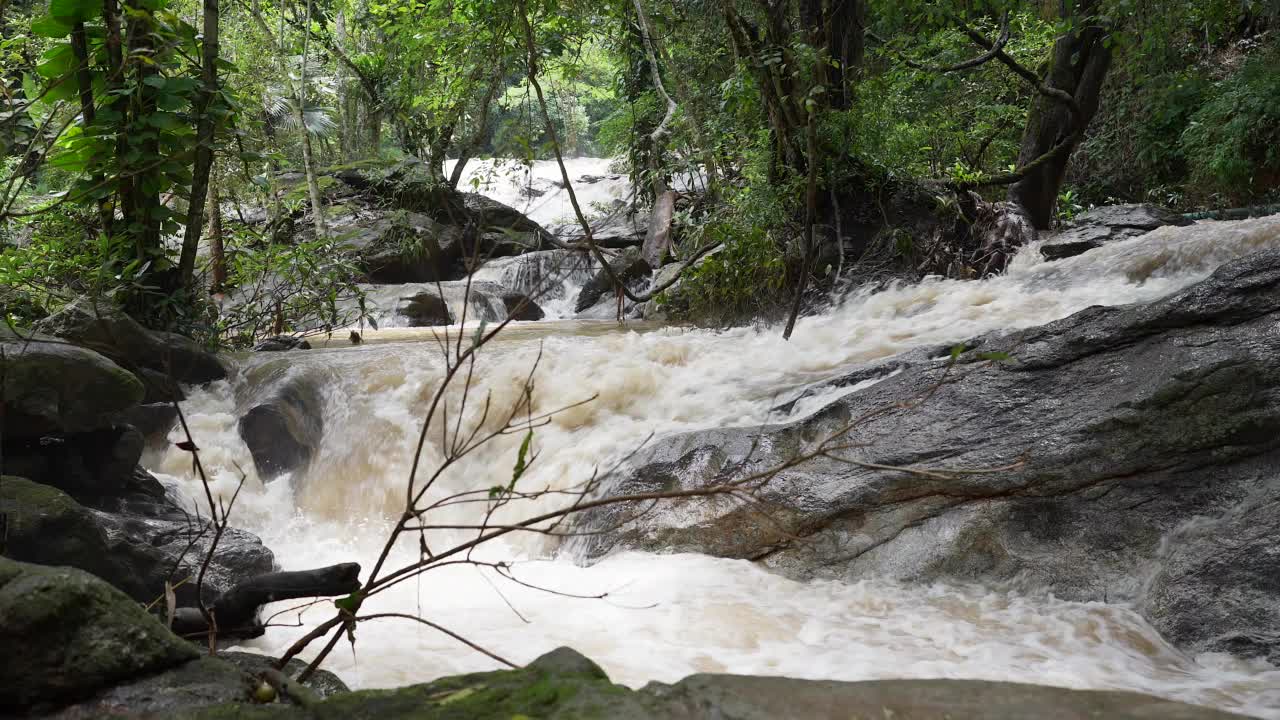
[214,231,371,349]
[0,207,145,325]
[852,11,1053,182]
[674,182,793,324]
[1180,48,1280,202]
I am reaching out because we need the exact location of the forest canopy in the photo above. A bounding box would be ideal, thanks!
[1,0,1277,338]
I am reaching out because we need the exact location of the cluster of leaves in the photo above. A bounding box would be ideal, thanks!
[0,206,150,325]
[852,11,1053,184]
[670,181,794,324]
[213,228,370,348]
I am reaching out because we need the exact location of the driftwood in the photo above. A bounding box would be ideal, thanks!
[172,562,361,640]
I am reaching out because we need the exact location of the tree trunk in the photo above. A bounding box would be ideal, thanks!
[207,173,225,294]
[367,107,382,155]
[103,0,131,243]
[125,2,163,263]
[180,0,220,290]
[296,0,327,240]
[1008,2,1111,229]
[826,0,864,110]
[70,20,112,232]
[449,69,503,190]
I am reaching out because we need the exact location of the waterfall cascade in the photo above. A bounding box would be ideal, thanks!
[149,177,1280,718]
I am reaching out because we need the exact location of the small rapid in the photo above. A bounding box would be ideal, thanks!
[148,213,1280,718]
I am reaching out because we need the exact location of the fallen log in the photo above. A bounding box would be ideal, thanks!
[171,562,361,641]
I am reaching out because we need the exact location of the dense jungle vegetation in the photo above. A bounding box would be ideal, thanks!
[1,0,1277,339]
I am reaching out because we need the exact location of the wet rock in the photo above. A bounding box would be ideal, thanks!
[1041,203,1192,261]
[502,293,545,321]
[575,247,653,313]
[0,557,198,710]
[462,192,554,243]
[253,336,312,352]
[238,369,325,481]
[638,676,1247,720]
[1139,480,1280,664]
[116,402,180,449]
[588,209,650,248]
[43,299,227,388]
[338,210,466,284]
[1,475,274,607]
[3,424,145,502]
[169,647,1247,719]
[1,328,144,438]
[219,651,349,698]
[46,656,251,719]
[578,249,1280,660]
[397,291,454,327]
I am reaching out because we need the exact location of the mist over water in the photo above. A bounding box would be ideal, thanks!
[148,189,1280,717]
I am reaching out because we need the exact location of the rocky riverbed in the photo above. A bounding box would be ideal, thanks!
[4,203,1280,718]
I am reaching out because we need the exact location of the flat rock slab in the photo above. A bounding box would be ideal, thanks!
[167,648,1247,719]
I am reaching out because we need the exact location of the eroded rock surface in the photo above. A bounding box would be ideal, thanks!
[1041,204,1192,261]
[578,248,1280,662]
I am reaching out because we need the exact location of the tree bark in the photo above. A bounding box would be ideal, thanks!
[125,1,163,262]
[171,563,361,640]
[296,0,327,240]
[207,172,225,294]
[180,0,220,290]
[1008,2,1111,229]
[70,20,113,232]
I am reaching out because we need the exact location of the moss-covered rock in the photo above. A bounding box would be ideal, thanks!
[170,647,1248,720]
[44,298,227,396]
[0,557,198,711]
[0,476,274,608]
[0,476,141,596]
[0,328,145,437]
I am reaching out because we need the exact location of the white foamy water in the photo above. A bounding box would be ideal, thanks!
[148,215,1280,718]
[445,158,632,229]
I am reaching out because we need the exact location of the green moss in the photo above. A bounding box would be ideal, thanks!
[177,651,646,720]
[0,558,198,708]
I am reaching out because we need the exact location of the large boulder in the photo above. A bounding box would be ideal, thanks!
[0,557,198,710]
[577,249,1280,661]
[42,299,227,398]
[334,209,465,284]
[1,328,144,437]
[5,424,145,503]
[273,164,555,283]
[238,366,326,480]
[45,656,251,719]
[0,476,274,607]
[360,280,524,329]
[396,291,454,326]
[1041,204,1192,261]
[463,192,554,241]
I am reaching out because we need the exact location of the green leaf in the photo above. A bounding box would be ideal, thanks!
[36,43,75,78]
[511,429,533,487]
[334,592,362,614]
[949,344,966,360]
[48,0,99,22]
[975,351,1012,363]
[31,16,74,38]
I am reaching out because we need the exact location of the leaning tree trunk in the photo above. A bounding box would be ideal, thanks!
[1007,3,1111,230]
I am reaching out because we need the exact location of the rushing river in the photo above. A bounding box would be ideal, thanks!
[147,164,1280,717]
